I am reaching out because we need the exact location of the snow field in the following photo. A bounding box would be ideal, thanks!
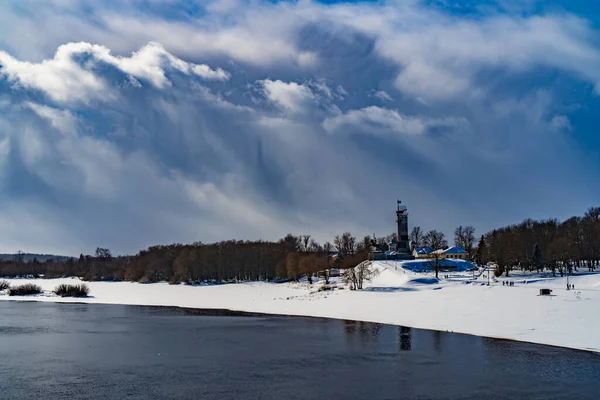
[1,261,599,353]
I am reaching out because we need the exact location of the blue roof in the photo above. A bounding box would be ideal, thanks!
[443,246,467,254]
[401,259,476,272]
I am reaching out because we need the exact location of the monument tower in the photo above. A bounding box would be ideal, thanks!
[396,199,410,255]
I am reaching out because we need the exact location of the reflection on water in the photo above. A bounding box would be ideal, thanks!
[343,320,382,341]
[399,326,412,351]
[343,320,413,352]
[432,329,442,354]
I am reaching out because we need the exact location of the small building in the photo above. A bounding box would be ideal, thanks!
[412,247,434,258]
[431,246,468,260]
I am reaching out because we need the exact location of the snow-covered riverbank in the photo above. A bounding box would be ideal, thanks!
[2,261,599,353]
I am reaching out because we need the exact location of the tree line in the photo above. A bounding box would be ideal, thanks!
[0,234,373,284]
[0,206,598,283]
[476,207,600,277]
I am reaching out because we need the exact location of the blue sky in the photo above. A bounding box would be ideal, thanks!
[0,0,599,255]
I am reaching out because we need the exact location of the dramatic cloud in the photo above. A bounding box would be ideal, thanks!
[0,0,599,255]
[0,42,229,103]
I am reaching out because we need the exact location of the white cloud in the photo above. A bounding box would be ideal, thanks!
[369,90,393,102]
[0,1,598,255]
[322,106,462,137]
[370,13,600,100]
[98,12,317,68]
[0,41,229,103]
[27,102,78,135]
[0,45,106,103]
[259,79,316,112]
[3,1,600,103]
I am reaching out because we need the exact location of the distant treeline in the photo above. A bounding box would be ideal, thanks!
[477,207,600,276]
[1,207,599,282]
[0,233,372,283]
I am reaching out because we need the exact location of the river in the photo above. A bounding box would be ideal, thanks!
[0,301,598,399]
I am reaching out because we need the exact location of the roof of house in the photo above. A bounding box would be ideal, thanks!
[431,246,467,255]
[413,247,434,254]
[443,246,467,254]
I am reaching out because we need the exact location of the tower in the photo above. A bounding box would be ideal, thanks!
[396,199,410,255]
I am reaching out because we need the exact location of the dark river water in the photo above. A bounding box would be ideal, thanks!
[0,302,598,399]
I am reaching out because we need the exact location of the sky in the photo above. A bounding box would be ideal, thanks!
[0,0,600,255]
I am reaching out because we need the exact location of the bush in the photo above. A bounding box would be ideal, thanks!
[0,280,10,291]
[8,284,42,296]
[54,283,89,297]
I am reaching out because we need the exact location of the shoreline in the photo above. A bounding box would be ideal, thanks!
[1,269,599,354]
[3,298,600,355]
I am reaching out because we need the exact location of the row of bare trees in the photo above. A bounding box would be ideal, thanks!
[2,206,598,283]
[477,207,600,277]
[0,233,374,284]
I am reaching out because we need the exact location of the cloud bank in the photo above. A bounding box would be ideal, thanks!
[0,0,599,254]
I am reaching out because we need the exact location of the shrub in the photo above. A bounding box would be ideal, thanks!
[0,280,10,291]
[8,284,42,296]
[54,283,89,297]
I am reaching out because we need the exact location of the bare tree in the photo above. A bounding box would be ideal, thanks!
[410,226,424,248]
[355,260,379,289]
[341,266,358,290]
[424,230,447,279]
[300,235,311,252]
[454,225,476,259]
[334,232,357,258]
[308,239,322,252]
[375,236,389,251]
[298,255,313,284]
[95,247,112,260]
[424,230,447,249]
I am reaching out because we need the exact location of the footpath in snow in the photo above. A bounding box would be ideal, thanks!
[1,260,599,353]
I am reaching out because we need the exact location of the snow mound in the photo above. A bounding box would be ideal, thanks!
[368,264,440,288]
[370,266,412,287]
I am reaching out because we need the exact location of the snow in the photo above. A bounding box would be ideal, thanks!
[1,262,599,353]
[439,246,467,254]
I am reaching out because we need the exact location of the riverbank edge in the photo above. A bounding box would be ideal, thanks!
[2,296,599,355]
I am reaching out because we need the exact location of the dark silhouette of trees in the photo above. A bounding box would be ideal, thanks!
[482,207,600,275]
[1,205,599,285]
[475,235,487,266]
[424,230,447,250]
[95,248,112,260]
[454,225,476,259]
[409,226,424,248]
